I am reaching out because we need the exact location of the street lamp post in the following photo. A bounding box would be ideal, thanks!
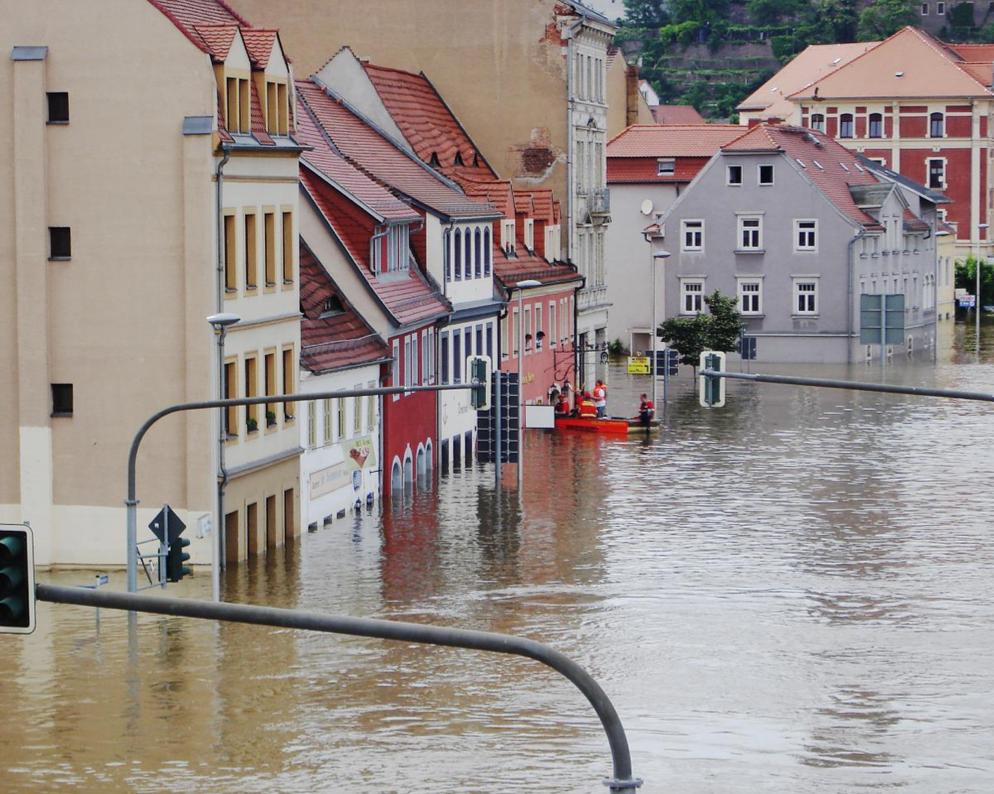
[650,249,671,409]
[976,223,988,355]
[206,312,240,602]
[515,279,542,493]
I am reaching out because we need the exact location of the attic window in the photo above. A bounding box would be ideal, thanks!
[839,162,850,171]
[321,295,344,315]
[657,158,676,176]
[473,152,480,167]
[429,152,440,168]
[454,151,464,167]
[795,158,807,168]
[812,160,824,170]
[854,162,865,172]
[895,71,904,78]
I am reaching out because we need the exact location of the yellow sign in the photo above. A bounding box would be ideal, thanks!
[627,356,650,375]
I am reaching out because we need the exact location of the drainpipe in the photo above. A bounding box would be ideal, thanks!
[565,20,582,266]
[370,225,389,274]
[215,146,231,593]
[847,228,865,366]
[574,274,586,391]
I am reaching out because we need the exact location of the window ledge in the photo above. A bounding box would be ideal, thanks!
[46,120,69,126]
[48,256,71,262]
[741,313,766,318]
[265,281,277,288]
[791,314,820,319]
[224,287,237,294]
[51,411,73,418]
[282,279,294,286]
[734,249,765,255]
[245,286,258,293]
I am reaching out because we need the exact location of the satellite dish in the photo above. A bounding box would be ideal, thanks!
[640,199,653,216]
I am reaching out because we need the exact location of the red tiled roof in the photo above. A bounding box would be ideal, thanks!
[241,28,278,68]
[299,241,390,373]
[298,80,498,221]
[361,62,499,181]
[248,79,274,146]
[300,170,449,328]
[722,124,883,229]
[191,24,237,60]
[493,249,581,292]
[459,175,516,218]
[520,189,557,225]
[296,93,419,223]
[650,104,706,125]
[147,0,247,55]
[607,124,743,158]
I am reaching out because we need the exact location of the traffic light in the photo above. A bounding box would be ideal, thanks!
[0,523,36,634]
[166,537,192,583]
[698,351,726,408]
[468,355,492,411]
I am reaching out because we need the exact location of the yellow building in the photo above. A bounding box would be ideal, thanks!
[1,0,301,567]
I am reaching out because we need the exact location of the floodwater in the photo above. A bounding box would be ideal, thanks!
[3,319,994,793]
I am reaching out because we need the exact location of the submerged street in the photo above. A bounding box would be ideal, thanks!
[3,322,993,793]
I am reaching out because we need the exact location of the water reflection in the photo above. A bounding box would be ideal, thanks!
[3,318,994,792]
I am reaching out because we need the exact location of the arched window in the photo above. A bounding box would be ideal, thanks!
[453,229,462,279]
[930,112,944,138]
[839,113,854,139]
[464,229,472,279]
[810,113,825,133]
[483,227,491,276]
[443,229,451,282]
[474,228,482,278]
[868,113,883,138]
[391,459,403,492]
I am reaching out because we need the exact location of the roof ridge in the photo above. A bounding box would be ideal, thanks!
[786,39,884,100]
[309,76,483,198]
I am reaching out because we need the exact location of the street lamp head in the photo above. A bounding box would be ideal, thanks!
[206,312,241,330]
[653,250,671,260]
[517,279,542,289]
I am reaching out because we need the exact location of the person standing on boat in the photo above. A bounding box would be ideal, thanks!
[579,391,598,418]
[638,393,655,427]
[593,380,607,418]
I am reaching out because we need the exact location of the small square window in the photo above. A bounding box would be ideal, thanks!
[758,165,774,185]
[51,383,73,416]
[681,219,704,252]
[795,220,817,251]
[727,165,742,185]
[657,158,675,176]
[47,92,69,124]
[49,227,71,259]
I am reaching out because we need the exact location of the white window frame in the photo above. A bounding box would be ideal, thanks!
[758,164,775,186]
[929,112,945,139]
[794,219,818,252]
[737,214,763,251]
[680,278,705,315]
[937,1,945,14]
[392,339,400,401]
[737,278,763,315]
[927,157,946,189]
[921,2,929,14]
[726,164,742,185]
[523,219,535,251]
[681,219,704,252]
[792,277,819,316]
[549,301,557,347]
[839,113,854,139]
[657,158,675,176]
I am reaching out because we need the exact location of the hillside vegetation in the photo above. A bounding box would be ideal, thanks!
[619,0,994,120]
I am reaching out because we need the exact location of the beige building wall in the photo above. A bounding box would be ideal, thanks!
[1,0,300,567]
[230,0,571,198]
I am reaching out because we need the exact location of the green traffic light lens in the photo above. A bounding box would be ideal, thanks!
[0,535,24,563]
[0,595,25,621]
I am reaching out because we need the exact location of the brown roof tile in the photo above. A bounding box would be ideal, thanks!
[299,241,390,373]
[298,80,498,221]
[147,0,247,54]
[607,124,743,158]
[493,248,581,292]
[650,104,706,125]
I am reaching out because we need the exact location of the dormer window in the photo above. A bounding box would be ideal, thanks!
[371,224,411,275]
[225,76,250,133]
[321,295,344,316]
[265,80,289,135]
[501,219,516,255]
[429,152,441,168]
[454,151,464,167]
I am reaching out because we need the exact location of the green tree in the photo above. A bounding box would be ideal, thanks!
[747,0,807,26]
[623,0,669,27]
[956,256,994,307]
[857,0,916,41]
[668,0,730,25]
[657,290,743,366]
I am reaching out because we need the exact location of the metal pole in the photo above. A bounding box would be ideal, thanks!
[977,247,983,356]
[36,583,643,792]
[517,288,524,493]
[650,248,657,410]
[125,383,476,594]
[214,325,225,601]
[495,333,502,493]
[699,368,994,403]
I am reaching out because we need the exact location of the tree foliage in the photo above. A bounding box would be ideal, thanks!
[623,0,669,27]
[956,256,994,307]
[657,291,743,366]
[857,0,917,41]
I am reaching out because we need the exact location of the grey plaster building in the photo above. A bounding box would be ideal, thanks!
[654,124,946,363]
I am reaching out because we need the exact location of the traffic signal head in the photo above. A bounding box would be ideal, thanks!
[468,355,492,411]
[166,537,192,583]
[0,524,36,634]
[698,351,726,408]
